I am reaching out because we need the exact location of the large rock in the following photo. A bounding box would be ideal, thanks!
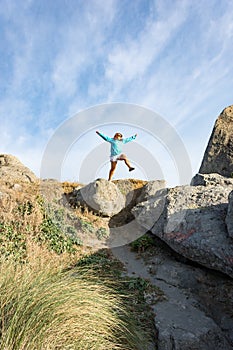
[147,237,233,349]
[72,178,126,217]
[226,190,233,239]
[112,241,233,350]
[191,173,233,187]
[113,178,148,206]
[136,179,166,203]
[132,183,233,277]
[0,154,37,183]
[156,290,231,350]
[199,105,233,177]
[132,188,167,231]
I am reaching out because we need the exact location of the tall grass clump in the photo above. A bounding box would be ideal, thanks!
[0,245,153,350]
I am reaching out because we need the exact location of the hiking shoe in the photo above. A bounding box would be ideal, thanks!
[129,167,135,172]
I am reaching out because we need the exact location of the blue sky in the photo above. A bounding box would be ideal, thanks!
[0,0,233,186]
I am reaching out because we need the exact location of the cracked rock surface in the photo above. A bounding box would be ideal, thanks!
[111,236,233,350]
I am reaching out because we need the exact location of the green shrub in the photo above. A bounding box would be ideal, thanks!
[16,201,34,216]
[96,227,109,240]
[36,202,83,254]
[79,218,95,233]
[130,234,155,253]
[0,222,27,263]
[127,277,149,291]
[37,217,80,254]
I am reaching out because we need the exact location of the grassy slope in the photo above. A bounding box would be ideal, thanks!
[0,180,157,349]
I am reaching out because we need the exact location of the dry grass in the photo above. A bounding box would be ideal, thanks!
[0,181,43,227]
[0,243,153,350]
[0,180,107,257]
[62,181,83,194]
[0,181,44,262]
[0,180,156,349]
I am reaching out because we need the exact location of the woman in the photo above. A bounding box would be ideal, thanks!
[96,131,137,180]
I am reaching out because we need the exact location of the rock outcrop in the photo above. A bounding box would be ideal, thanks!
[199,105,233,177]
[3,102,233,349]
[226,190,233,239]
[135,179,166,203]
[71,178,126,217]
[191,172,233,187]
[112,237,233,350]
[0,154,37,183]
[133,174,233,278]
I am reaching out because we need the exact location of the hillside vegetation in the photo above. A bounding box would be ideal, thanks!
[0,179,157,350]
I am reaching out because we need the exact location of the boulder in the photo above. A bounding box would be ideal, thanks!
[113,178,148,206]
[72,178,126,217]
[147,237,233,349]
[132,188,167,231]
[156,297,231,350]
[191,173,233,187]
[199,105,233,177]
[112,241,233,350]
[226,190,233,238]
[0,154,37,183]
[132,184,233,277]
[136,179,166,203]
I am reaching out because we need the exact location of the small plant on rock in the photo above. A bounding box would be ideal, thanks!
[130,234,155,253]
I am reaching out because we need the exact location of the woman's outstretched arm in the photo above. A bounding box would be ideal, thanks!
[122,133,137,144]
[96,131,112,142]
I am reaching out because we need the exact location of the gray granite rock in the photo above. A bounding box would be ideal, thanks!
[199,105,233,177]
[191,173,233,187]
[133,184,233,277]
[0,154,37,183]
[226,190,233,239]
[73,178,126,216]
[136,179,166,204]
[112,241,233,350]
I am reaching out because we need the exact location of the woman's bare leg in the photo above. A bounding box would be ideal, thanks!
[108,161,117,181]
[124,158,132,169]
[122,156,135,171]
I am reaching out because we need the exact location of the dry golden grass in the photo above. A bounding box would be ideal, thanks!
[0,179,108,256]
[0,180,156,349]
[0,182,43,234]
[0,243,152,350]
[113,178,148,190]
[62,181,83,194]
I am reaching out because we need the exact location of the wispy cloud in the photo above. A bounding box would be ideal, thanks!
[104,1,189,96]
[0,0,232,184]
[110,0,233,128]
[51,0,116,98]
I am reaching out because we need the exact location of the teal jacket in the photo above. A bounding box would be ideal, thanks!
[97,132,137,156]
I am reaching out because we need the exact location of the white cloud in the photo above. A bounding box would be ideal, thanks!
[106,0,233,130]
[51,0,117,99]
[0,0,233,186]
[104,1,189,97]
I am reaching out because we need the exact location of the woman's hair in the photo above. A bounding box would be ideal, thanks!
[114,132,123,138]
